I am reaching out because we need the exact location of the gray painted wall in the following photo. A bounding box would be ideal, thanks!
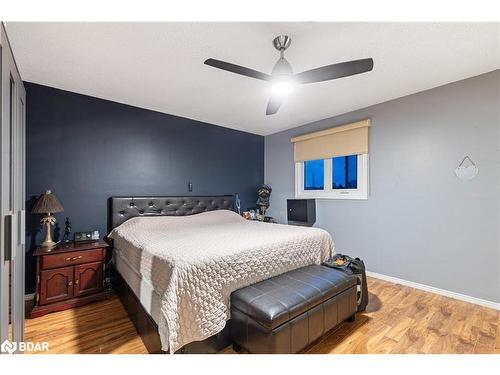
[265,70,500,303]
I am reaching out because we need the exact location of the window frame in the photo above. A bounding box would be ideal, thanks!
[295,154,369,200]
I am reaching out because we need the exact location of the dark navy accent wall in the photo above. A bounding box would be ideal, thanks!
[25,82,264,293]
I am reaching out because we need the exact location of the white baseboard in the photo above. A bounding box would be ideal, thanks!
[366,271,500,311]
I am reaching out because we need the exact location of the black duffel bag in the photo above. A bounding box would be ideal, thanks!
[323,254,369,312]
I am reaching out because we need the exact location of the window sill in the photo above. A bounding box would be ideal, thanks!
[295,192,368,200]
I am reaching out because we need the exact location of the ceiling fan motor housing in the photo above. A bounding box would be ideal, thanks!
[273,35,291,51]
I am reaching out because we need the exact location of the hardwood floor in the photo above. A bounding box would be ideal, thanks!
[25,296,148,354]
[25,277,500,354]
[305,278,499,354]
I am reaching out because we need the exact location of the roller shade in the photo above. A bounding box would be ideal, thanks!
[291,119,371,162]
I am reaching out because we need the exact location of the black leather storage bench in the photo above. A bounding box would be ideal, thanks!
[230,265,357,354]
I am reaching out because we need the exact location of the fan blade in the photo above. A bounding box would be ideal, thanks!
[204,58,272,81]
[295,58,373,84]
[266,96,282,115]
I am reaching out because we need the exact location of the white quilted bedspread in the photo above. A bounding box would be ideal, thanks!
[109,210,333,352]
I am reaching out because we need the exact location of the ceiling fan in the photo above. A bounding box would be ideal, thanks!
[204,35,374,115]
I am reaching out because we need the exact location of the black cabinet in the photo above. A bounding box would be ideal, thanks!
[287,199,316,226]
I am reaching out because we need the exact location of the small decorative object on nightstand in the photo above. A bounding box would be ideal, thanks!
[62,217,72,243]
[242,211,277,224]
[31,190,64,248]
[30,240,110,318]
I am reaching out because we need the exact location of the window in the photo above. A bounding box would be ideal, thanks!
[296,154,368,199]
[332,155,357,189]
[291,119,370,200]
[304,159,324,190]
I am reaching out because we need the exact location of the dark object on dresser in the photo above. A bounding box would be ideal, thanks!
[30,240,110,318]
[323,254,369,312]
[287,199,316,226]
[62,217,72,243]
[230,265,357,354]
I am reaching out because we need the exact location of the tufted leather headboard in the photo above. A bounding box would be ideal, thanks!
[109,195,235,231]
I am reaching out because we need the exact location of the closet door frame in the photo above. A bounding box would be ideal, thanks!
[0,22,26,352]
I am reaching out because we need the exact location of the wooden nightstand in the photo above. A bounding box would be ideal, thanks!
[30,240,110,318]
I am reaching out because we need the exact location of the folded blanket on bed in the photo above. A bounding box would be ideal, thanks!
[109,209,333,352]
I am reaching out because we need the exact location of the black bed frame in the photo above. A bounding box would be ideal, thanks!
[108,195,236,354]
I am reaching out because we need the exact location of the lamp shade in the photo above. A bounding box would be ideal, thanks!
[32,190,64,214]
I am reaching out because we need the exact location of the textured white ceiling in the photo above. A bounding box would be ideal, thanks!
[6,22,499,135]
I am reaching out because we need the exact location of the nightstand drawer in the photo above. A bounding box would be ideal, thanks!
[40,248,105,270]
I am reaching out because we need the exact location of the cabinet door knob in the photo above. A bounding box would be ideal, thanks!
[75,279,79,285]
[68,281,73,286]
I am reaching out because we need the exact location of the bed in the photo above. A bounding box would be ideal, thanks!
[108,195,334,353]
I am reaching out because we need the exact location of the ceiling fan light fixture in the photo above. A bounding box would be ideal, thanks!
[271,81,294,96]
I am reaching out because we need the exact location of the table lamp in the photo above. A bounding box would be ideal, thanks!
[32,190,64,248]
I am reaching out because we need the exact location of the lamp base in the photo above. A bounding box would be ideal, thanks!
[41,239,57,252]
[41,240,57,248]
[41,214,57,250]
